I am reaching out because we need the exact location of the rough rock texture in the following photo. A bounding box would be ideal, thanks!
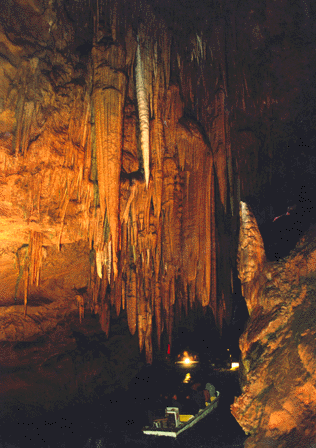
[0,0,316,413]
[231,202,316,448]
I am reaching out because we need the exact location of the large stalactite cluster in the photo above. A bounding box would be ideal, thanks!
[0,0,315,363]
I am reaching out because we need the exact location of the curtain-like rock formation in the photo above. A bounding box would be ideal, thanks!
[0,0,315,369]
[232,203,316,447]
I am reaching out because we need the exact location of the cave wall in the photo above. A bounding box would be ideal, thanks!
[232,203,316,447]
[0,0,315,367]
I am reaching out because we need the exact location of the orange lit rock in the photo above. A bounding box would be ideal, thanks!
[0,0,315,415]
[0,0,275,367]
[232,203,316,447]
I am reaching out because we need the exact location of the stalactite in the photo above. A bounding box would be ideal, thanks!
[210,163,217,313]
[101,299,110,337]
[96,250,104,279]
[96,14,229,355]
[145,308,153,364]
[0,0,276,365]
[99,267,110,335]
[169,276,175,306]
[127,267,137,336]
[58,189,70,251]
[90,262,101,313]
[15,231,44,315]
[135,38,150,188]
[23,265,29,317]
[168,297,174,347]
[182,171,198,289]
[14,92,25,155]
[120,220,129,306]
[226,111,234,215]
[121,185,136,224]
[92,41,127,279]
[162,278,170,343]
[57,171,80,250]
[29,231,43,287]
[154,280,162,350]
[18,2,243,356]
[121,278,126,310]
[151,166,163,220]
[114,270,122,316]
[213,88,227,213]
[196,155,212,307]
[181,279,188,316]
[151,118,163,172]
[137,271,147,352]
[69,89,91,151]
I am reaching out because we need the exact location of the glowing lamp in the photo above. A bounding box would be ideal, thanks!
[231,362,239,370]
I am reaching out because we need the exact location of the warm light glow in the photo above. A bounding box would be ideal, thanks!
[183,373,191,383]
[175,351,199,366]
[231,362,239,370]
[176,357,198,366]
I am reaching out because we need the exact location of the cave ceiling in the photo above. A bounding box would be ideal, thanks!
[0,0,315,363]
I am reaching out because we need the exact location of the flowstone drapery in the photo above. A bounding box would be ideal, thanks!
[1,0,310,364]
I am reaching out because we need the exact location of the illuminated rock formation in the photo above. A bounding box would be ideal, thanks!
[0,0,315,421]
[0,0,235,365]
[232,203,316,447]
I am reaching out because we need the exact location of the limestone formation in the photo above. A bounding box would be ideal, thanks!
[0,1,315,434]
[232,203,316,447]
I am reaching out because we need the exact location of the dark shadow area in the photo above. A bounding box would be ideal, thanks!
[244,129,316,261]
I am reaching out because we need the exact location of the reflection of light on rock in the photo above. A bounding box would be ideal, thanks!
[183,373,191,383]
[231,362,239,370]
